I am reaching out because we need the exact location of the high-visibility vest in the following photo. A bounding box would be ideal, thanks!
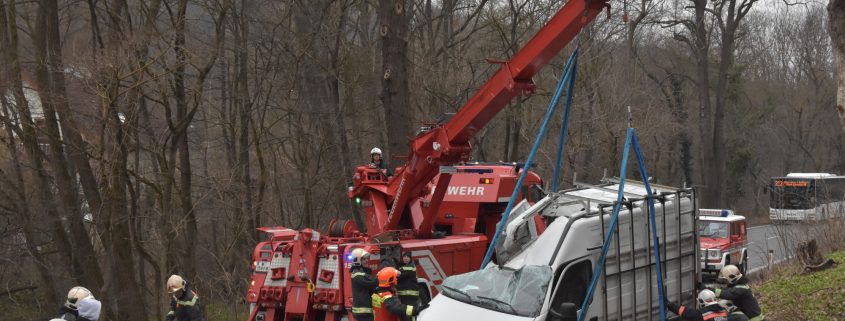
[372,291,400,321]
[702,310,729,321]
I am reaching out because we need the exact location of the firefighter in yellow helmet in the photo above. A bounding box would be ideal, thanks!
[715,265,765,321]
[372,267,427,321]
[56,286,101,321]
[166,274,204,321]
[349,247,379,321]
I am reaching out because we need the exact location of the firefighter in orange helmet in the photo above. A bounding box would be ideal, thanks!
[371,267,427,321]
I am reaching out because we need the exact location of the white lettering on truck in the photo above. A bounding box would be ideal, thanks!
[446,186,485,196]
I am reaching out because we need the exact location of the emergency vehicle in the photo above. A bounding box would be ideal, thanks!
[698,209,748,275]
[243,1,611,320]
[418,181,700,321]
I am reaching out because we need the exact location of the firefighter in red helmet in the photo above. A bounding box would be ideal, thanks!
[372,267,427,321]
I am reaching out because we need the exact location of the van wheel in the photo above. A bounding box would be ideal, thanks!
[739,254,748,275]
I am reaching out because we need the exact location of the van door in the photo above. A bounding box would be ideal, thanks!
[546,258,593,321]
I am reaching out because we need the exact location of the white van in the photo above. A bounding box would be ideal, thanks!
[418,180,700,321]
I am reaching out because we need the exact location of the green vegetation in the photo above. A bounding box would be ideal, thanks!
[205,302,249,321]
[757,250,845,320]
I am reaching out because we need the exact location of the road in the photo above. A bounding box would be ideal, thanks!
[746,223,819,274]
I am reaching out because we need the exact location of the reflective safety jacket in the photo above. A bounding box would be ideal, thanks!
[667,301,730,321]
[717,277,764,320]
[351,266,378,321]
[167,285,203,321]
[372,289,417,321]
[397,262,419,300]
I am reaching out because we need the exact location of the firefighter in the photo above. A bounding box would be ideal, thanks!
[166,274,204,321]
[369,147,393,177]
[56,286,102,321]
[396,252,420,315]
[350,248,379,321]
[716,265,765,321]
[372,267,427,321]
[719,300,750,321]
[665,289,730,321]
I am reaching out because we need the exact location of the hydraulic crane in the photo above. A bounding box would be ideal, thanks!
[244,1,610,321]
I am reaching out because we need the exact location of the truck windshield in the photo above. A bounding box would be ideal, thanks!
[698,221,728,238]
[441,265,552,317]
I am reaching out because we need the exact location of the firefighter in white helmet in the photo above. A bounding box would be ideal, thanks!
[166,274,203,321]
[716,265,764,321]
[665,289,731,321]
[349,247,379,321]
[369,147,393,178]
[56,286,101,321]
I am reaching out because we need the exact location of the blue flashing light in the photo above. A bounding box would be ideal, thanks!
[721,209,729,217]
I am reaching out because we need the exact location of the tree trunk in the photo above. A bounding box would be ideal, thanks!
[691,0,716,205]
[379,0,412,160]
[830,0,845,132]
[34,0,104,291]
[0,4,59,296]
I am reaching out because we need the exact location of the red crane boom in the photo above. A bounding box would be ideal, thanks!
[351,0,610,235]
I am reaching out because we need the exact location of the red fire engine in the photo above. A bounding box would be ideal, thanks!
[699,209,749,276]
[244,1,611,321]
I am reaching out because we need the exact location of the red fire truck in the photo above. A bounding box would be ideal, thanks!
[244,1,611,320]
[699,209,749,276]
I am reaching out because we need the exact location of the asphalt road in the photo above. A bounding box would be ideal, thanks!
[746,223,818,274]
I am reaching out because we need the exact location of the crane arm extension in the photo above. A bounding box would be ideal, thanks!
[444,0,609,145]
[380,0,609,233]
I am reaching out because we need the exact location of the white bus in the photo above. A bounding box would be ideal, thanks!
[769,173,845,221]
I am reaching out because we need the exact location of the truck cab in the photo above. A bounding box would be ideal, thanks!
[698,209,748,276]
[418,181,700,321]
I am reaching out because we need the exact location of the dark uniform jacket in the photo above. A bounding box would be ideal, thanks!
[167,282,203,321]
[667,301,730,321]
[717,277,763,319]
[351,265,378,321]
[397,262,418,300]
[57,310,93,321]
[727,310,749,321]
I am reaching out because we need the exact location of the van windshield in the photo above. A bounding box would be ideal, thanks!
[441,265,552,317]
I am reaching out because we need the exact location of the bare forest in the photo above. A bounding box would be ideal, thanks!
[0,0,843,320]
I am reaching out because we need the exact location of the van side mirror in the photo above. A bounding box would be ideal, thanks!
[548,302,578,321]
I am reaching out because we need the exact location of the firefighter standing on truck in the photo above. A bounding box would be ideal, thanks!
[372,267,426,321]
[716,265,765,321]
[166,274,203,321]
[350,248,379,321]
[369,147,393,178]
[666,289,731,321]
[396,252,420,320]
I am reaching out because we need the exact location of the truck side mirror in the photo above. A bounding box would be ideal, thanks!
[548,302,578,321]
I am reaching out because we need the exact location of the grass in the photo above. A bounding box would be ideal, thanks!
[756,250,845,321]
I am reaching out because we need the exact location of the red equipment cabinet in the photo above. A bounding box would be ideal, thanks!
[245,1,610,320]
